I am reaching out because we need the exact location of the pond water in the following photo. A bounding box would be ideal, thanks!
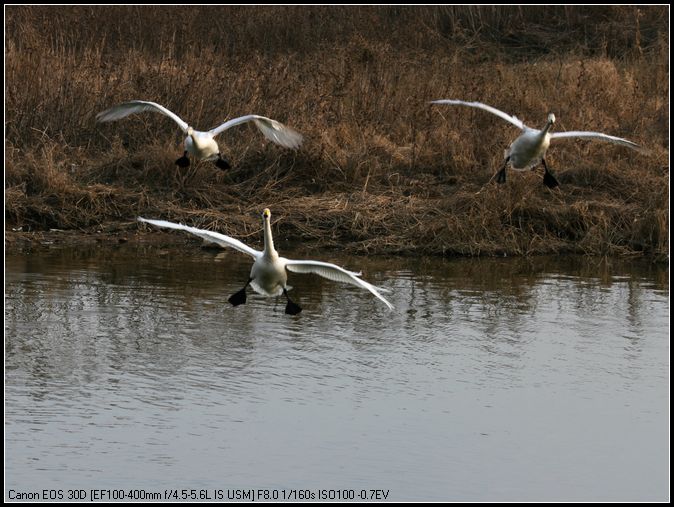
[5,244,669,501]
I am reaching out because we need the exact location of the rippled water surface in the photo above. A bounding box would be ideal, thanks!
[5,244,669,501]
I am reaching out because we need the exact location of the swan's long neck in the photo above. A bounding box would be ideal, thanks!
[187,126,200,146]
[187,126,208,148]
[263,217,277,258]
[541,118,555,136]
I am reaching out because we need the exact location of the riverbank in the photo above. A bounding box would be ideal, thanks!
[5,6,669,259]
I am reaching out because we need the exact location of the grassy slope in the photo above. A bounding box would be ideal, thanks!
[5,6,669,257]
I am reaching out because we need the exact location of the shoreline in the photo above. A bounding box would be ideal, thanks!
[5,224,669,264]
[5,173,669,260]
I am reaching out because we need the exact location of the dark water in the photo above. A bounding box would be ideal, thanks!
[5,244,669,501]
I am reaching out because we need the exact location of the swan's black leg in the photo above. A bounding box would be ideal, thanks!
[496,156,509,184]
[175,151,190,168]
[215,154,231,171]
[228,278,251,306]
[283,289,302,315]
[542,158,560,189]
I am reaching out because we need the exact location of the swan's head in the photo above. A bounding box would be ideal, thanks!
[547,113,556,125]
[262,208,271,221]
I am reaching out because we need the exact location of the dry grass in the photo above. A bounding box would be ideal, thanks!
[5,6,669,258]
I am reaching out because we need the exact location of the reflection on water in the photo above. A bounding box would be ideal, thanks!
[5,245,669,501]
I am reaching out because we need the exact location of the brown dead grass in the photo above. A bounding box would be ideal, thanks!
[4,6,669,258]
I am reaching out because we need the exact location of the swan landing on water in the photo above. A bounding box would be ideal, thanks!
[138,210,394,315]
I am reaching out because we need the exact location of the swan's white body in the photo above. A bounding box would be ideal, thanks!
[138,210,394,312]
[431,99,645,172]
[96,100,303,163]
[506,123,553,171]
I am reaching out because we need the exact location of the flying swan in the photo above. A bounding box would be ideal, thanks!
[97,100,303,170]
[138,210,394,315]
[431,99,646,188]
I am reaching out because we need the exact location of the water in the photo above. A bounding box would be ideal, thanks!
[5,245,669,501]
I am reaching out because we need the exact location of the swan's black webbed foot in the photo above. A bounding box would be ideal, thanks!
[285,300,302,315]
[542,159,560,189]
[228,288,247,306]
[215,155,231,171]
[229,279,251,307]
[175,151,190,168]
[495,156,509,184]
[283,289,302,315]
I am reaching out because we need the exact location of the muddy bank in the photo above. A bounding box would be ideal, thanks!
[5,177,669,262]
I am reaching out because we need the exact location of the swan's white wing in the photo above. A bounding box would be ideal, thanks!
[550,131,647,153]
[285,259,394,310]
[431,99,526,130]
[138,218,261,259]
[96,100,189,133]
[209,115,303,149]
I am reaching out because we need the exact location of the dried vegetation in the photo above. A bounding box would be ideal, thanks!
[5,6,669,258]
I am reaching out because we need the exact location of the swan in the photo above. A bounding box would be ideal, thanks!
[96,100,303,170]
[431,99,646,188]
[137,209,394,315]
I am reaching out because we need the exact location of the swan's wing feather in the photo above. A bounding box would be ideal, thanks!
[550,131,648,153]
[252,116,304,149]
[285,259,394,310]
[209,115,303,148]
[431,99,526,130]
[138,218,261,259]
[208,114,258,135]
[96,100,189,133]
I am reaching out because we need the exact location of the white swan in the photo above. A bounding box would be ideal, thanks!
[97,100,303,170]
[431,99,646,188]
[138,209,394,315]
